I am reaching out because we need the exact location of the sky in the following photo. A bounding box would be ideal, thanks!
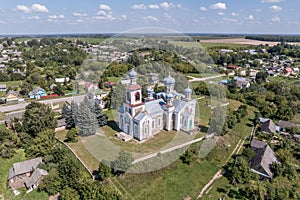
[0,0,299,35]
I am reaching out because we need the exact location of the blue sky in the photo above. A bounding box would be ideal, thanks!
[0,0,299,34]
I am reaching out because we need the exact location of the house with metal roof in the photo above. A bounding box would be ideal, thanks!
[250,139,278,179]
[8,157,47,191]
[118,69,196,141]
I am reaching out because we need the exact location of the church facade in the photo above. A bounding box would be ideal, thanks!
[118,69,196,141]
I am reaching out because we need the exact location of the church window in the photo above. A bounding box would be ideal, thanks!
[158,118,161,126]
[135,92,140,101]
[152,121,155,128]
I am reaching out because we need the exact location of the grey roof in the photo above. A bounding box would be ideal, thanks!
[24,168,48,188]
[145,99,165,116]
[236,80,250,88]
[278,120,299,130]
[0,84,7,88]
[5,90,19,98]
[5,110,25,123]
[57,118,66,127]
[32,87,46,94]
[134,112,147,122]
[8,157,42,180]
[251,145,278,178]
[173,99,187,113]
[251,139,267,150]
[261,119,277,133]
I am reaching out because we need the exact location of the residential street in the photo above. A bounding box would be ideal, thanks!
[0,95,85,113]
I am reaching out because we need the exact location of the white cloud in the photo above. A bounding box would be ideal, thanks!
[223,18,238,23]
[145,15,159,22]
[199,7,207,11]
[247,15,254,21]
[31,4,49,13]
[272,16,280,22]
[99,4,111,11]
[160,2,175,10]
[164,13,175,22]
[261,0,285,3]
[148,4,159,9]
[231,12,238,16]
[28,16,39,20]
[48,15,64,19]
[218,12,225,16]
[132,4,147,10]
[270,5,282,11]
[16,5,31,13]
[210,2,227,10]
[73,12,87,17]
[97,10,107,16]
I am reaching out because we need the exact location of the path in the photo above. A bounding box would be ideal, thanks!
[132,136,205,164]
[188,72,234,83]
[0,95,85,112]
[196,137,246,199]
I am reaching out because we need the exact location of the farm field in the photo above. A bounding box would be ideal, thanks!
[199,38,281,46]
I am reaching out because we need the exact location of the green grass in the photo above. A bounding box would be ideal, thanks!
[117,160,219,200]
[188,73,219,78]
[0,149,48,200]
[64,37,106,44]
[169,41,250,49]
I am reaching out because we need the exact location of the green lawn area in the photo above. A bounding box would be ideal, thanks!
[169,40,250,49]
[115,160,220,200]
[107,76,123,84]
[268,75,300,85]
[188,73,220,78]
[0,149,48,200]
[64,37,106,44]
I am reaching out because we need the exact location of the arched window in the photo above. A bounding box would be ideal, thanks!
[127,91,131,102]
[152,121,155,128]
[135,92,140,101]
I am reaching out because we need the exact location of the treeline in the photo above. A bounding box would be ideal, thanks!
[246,35,300,42]
[0,102,120,199]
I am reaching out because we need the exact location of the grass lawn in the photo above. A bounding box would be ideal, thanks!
[64,37,106,44]
[107,76,123,84]
[55,130,100,172]
[115,160,220,200]
[169,40,250,49]
[188,73,220,78]
[0,149,48,200]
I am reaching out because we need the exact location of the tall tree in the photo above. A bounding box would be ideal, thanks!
[112,150,134,172]
[22,102,56,137]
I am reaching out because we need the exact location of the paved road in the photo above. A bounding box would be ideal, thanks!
[132,136,205,164]
[188,72,234,83]
[0,95,85,113]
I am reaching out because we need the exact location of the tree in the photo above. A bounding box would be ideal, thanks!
[60,187,80,200]
[65,128,78,143]
[53,84,65,95]
[180,150,193,165]
[38,168,62,195]
[98,160,111,181]
[0,127,20,159]
[112,150,134,172]
[22,102,56,137]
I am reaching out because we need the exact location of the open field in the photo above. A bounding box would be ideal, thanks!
[63,37,106,44]
[169,40,250,49]
[199,38,281,46]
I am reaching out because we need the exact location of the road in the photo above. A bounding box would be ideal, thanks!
[0,95,85,113]
[132,136,205,164]
[188,72,234,83]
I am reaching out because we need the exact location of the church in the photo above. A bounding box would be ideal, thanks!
[118,69,197,141]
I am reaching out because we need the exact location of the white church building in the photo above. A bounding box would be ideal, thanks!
[118,69,197,141]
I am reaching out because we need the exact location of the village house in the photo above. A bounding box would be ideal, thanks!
[85,82,99,91]
[233,76,250,89]
[5,110,25,128]
[0,84,7,92]
[29,87,47,99]
[260,118,278,134]
[250,139,278,179]
[283,67,293,75]
[5,90,19,104]
[8,157,48,191]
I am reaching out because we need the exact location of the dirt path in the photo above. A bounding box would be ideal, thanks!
[197,138,245,199]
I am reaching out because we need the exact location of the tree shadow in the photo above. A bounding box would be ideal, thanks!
[198,125,209,133]
[107,120,122,132]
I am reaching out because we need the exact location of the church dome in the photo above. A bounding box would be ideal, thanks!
[185,87,192,94]
[163,74,175,86]
[166,92,174,100]
[129,68,137,78]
